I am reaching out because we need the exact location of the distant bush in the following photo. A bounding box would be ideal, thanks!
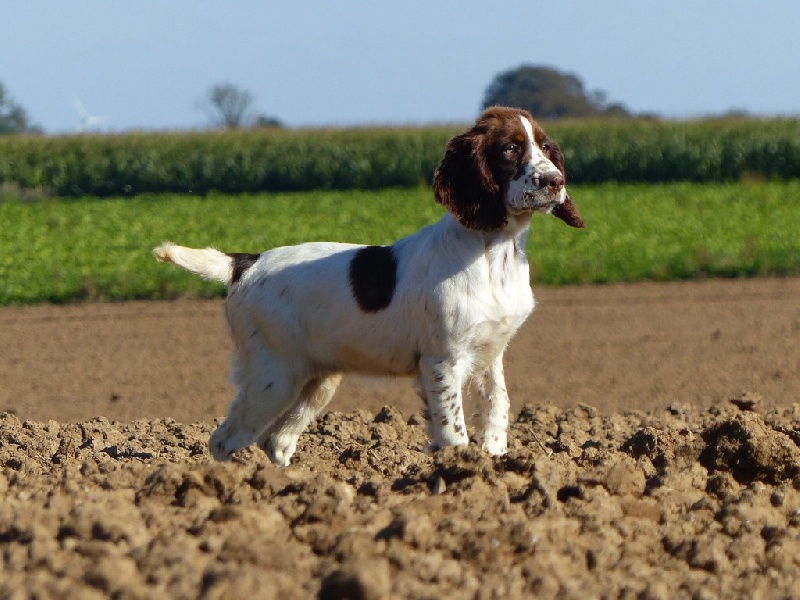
[0,118,799,197]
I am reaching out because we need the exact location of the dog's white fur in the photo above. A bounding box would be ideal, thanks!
[155,107,582,465]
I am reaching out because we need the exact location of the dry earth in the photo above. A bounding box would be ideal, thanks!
[2,277,799,423]
[1,277,800,598]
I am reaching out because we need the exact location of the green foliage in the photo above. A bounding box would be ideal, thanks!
[0,82,38,135]
[1,182,799,305]
[530,181,800,284]
[0,126,457,197]
[0,188,445,304]
[482,64,628,118]
[1,118,799,197]
[549,117,800,183]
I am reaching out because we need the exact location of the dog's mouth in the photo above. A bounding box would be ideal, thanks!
[522,190,561,210]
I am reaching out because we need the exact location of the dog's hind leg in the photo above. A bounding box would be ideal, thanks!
[209,346,306,461]
[257,373,342,466]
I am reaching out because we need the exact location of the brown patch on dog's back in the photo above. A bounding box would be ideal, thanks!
[348,246,397,312]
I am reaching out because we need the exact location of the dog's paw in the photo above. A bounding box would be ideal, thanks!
[260,433,298,467]
[423,441,442,456]
[423,437,470,456]
[478,430,508,456]
[209,423,252,461]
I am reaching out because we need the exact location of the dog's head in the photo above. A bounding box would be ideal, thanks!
[433,107,584,230]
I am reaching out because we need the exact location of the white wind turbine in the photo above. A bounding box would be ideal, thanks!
[72,95,108,131]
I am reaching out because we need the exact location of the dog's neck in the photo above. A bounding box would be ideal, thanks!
[480,213,532,258]
[440,211,532,257]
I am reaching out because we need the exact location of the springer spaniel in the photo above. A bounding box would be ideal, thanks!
[154,106,584,465]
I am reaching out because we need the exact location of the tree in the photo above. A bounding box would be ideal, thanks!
[252,113,283,128]
[196,83,256,129]
[482,65,629,119]
[0,82,37,134]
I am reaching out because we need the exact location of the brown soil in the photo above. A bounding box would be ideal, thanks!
[1,277,800,598]
[3,276,799,423]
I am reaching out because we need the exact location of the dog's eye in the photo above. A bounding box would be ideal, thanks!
[503,143,519,155]
[542,142,551,152]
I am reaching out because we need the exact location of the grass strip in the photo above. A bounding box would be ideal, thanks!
[1,182,798,305]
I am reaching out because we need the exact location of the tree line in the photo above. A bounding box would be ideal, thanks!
[3,64,641,135]
[0,82,282,135]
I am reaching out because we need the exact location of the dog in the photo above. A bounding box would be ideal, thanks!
[154,106,584,465]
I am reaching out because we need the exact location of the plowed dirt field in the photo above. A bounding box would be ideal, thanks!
[1,277,799,598]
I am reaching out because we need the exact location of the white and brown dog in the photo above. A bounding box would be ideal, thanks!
[154,107,584,466]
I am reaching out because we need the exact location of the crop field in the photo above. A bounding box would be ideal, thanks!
[1,117,799,196]
[2,181,799,305]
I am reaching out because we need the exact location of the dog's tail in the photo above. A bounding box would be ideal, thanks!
[153,242,232,284]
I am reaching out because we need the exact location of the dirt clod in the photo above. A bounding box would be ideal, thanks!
[700,411,800,484]
[730,391,764,412]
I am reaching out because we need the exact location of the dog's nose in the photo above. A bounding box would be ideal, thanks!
[542,171,564,192]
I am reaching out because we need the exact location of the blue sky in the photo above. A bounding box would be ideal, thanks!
[2,1,799,133]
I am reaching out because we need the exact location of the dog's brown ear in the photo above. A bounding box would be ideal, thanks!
[542,139,584,228]
[552,196,585,228]
[433,130,507,231]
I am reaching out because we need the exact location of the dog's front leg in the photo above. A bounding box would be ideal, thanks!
[474,355,510,455]
[419,357,469,450]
